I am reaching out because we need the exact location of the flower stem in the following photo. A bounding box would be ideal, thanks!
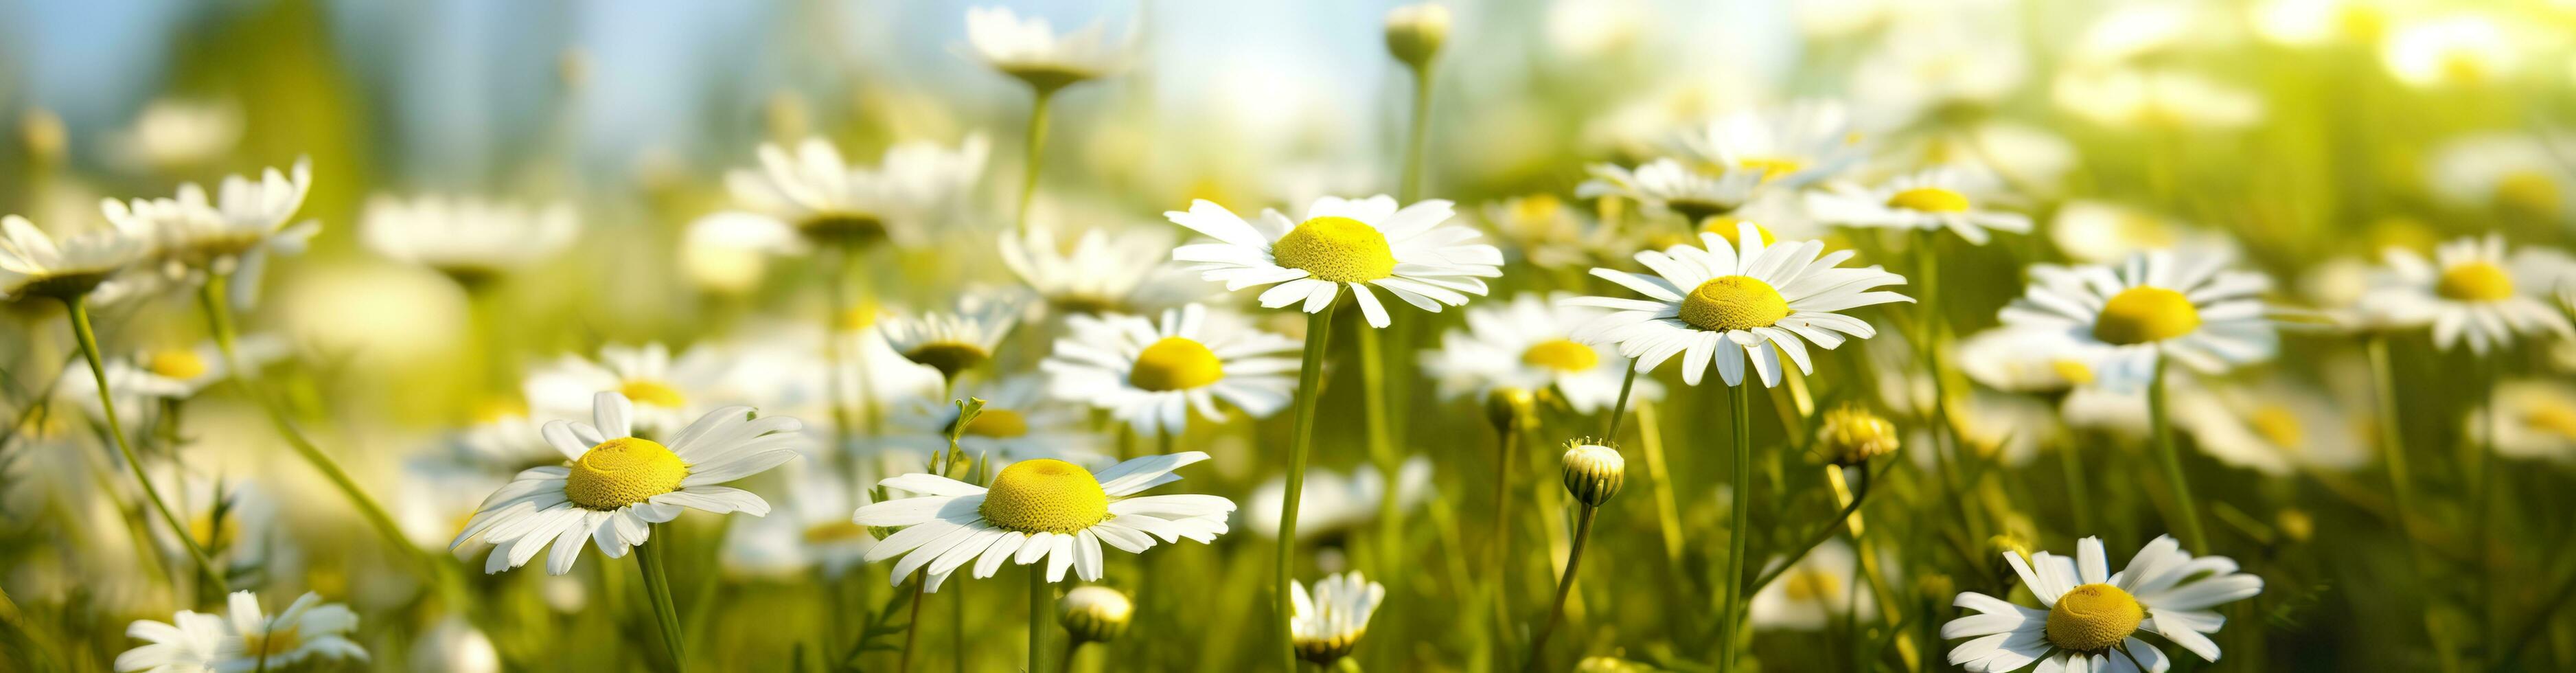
[1827,464,1920,672]
[1399,62,1434,203]
[898,572,926,673]
[637,529,689,672]
[1487,417,1519,655]
[1355,324,1402,576]
[1275,306,1338,673]
[1523,505,1597,673]
[2146,353,2207,551]
[60,295,228,595]
[823,244,864,492]
[1028,565,1052,673]
[1015,87,1057,236]
[1715,383,1754,673]
[1603,367,1637,440]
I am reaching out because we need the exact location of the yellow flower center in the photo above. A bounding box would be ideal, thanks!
[242,625,302,659]
[189,512,236,551]
[1521,339,1600,373]
[2092,286,2200,345]
[2251,404,2305,450]
[950,408,1031,438]
[1679,275,1791,332]
[619,380,687,409]
[2496,171,2562,216]
[1697,218,1778,247]
[472,398,528,424]
[563,437,690,510]
[979,459,1109,534]
[835,305,879,332]
[904,342,991,378]
[2439,52,2490,87]
[2436,261,2514,301]
[1782,567,1839,602]
[1273,216,1396,284]
[2045,583,2145,652]
[1740,157,1804,182]
[1129,337,1226,391]
[1886,187,1971,213]
[147,349,208,380]
[2525,402,2576,440]
[1511,194,1563,223]
[2051,360,2096,387]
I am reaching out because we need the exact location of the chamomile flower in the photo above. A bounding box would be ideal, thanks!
[998,226,1208,317]
[2362,235,2576,354]
[1245,457,1434,539]
[1422,293,1663,412]
[1944,536,2263,672]
[1480,194,1616,269]
[1,214,148,301]
[1670,100,1868,187]
[524,343,740,435]
[1576,159,1767,224]
[884,374,1099,463]
[1749,539,1876,630]
[965,6,1127,92]
[2382,15,2516,89]
[880,293,1025,380]
[108,99,242,172]
[1044,303,1301,435]
[115,608,233,673]
[215,591,367,672]
[101,158,318,306]
[2251,0,2396,47]
[2476,379,2576,461]
[360,193,578,283]
[1568,223,1913,387]
[1289,571,1387,665]
[1955,327,2096,394]
[711,135,989,250]
[1167,196,1503,328]
[92,336,288,400]
[1998,250,2279,391]
[853,451,1235,585]
[2174,377,2370,475]
[2425,132,2576,216]
[1806,166,2032,245]
[450,391,804,575]
[2047,201,2239,266]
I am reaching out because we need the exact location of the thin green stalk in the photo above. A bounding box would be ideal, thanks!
[2146,354,2207,551]
[1523,505,1598,673]
[1015,88,1057,236]
[1276,306,1338,673]
[2474,355,2501,662]
[1028,567,1051,673]
[1603,367,1637,440]
[1356,324,1402,577]
[2058,433,2095,534]
[898,573,927,673]
[1910,232,1982,544]
[62,295,227,594]
[1828,464,1919,672]
[637,529,689,672]
[1715,383,1754,673]
[1488,418,1520,655]
[1399,63,1434,203]
[823,245,863,494]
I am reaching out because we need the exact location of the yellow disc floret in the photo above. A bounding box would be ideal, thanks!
[147,349,208,380]
[1679,275,1792,332]
[2250,404,2305,450]
[619,380,688,409]
[564,437,690,510]
[2092,286,2200,345]
[980,459,1110,534]
[2496,171,2562,216]
[1886,187,1971,213]
[1521,339,1600,373]
[1782,567,1839,602]
[1740,157,1804,183]
[2045,583,2146,652]
[2436,261,2514,301]
[1273,216,1396,284]
[1129,337,1226,391]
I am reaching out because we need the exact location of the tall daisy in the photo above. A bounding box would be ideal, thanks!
[1944,536,2263,672]
[215,591,368,671]
[2362,234,2576,354]
[1166,195,1503,328]
[711,135,989,251]
[1289,571,1387,666]
[0,214,147,302]
[523,343,741,436]
[100,157,317,308]
[853,451,1234,586]
[964,6,1126,94]
[2425,132,2575,217]
[1998,250,2278,391]
[1671,100,1867,187]
[998,226,1209,317]
[115,608,232,673]
[880,292,1025,386]
[1043,302,1302,436]
[2173,376,2371,475]
[1806,166,2032,245]
[2479,379,2576,462]
[450,391,803,575]
[360,193,579,284]
[1568,223,1913,388]
[1423,292,1662,411]
[883,373,1099,464]
[1576,158,1767,225]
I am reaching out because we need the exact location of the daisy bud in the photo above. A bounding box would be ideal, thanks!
[1485,387,1535,432]
[1561,442,1626,507]
[1058,585,1134,644]
[1383,4,1451,70]
[1814,406,1900,466]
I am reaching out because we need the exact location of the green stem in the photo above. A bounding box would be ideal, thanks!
[1015,88,1057,236]
[1276,306,1338,673]
[637,529,689,672]
[1911,232,1981,545]
[1523,505,1597,673]
[1715,383,1754,673]
[1399,63,1434,203]
[1356,324,1402,576]
[899,573,926,673]
[1488,418,1519,655]
[1028,566,1051,673]
[1603,367,1637,440]
[2058,430,2095,534]
[824,246,863,492]
[2368,336,2448,664]
[2147,354,2207,551]
[61,296,228,595]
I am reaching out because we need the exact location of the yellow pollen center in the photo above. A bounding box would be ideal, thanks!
[2045,583,2145,652]
[2437,262,2514,301]
[951,408,1031,438]
[1129,337,1226,391]
[1739,157,1804,182]
[563,437,690,510]
[1886,187,1971,213]
[147,350,208,380]
[1512,194,1563,222]
[2525,403,2576,440]
[2092,286,2200,345]
[836,306,880,332]
[979,459,1109,534]
[2251,405,2305,450]
[619,380,687,409]
[1272,216,1396,283]
[242,626,302,659]
[1679,275,1792,332]
[1697,218,1778,247]
[1521,339,1600,373]
[2496,171,2562,215]
[1783,568,1839,602]
[2051,360,2096,387]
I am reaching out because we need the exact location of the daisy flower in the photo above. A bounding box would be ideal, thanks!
[1289,571,1387,665]
[2047,201,2239,266]
[1166,195,1503,328]
[1480,194,1618,270]
[2052,67,2265,130]
[524,342,741,435]
[91,336,288,400]
[1749,539,1876,631]
[1997,250,2278,391]
[1383,4,1451,69]
[2425,132,2576,216]
[216,591,367,672]
[711,135,989,250]
[2381,15,2515,89]
[1806,166,2032,245]
[1671,100,1867,188]
[360,193,579,283]
[998,226,1209,317]
[450,391,803,575]
[108,98,242,172]
[1421,293,1663,412]
[1567,223,1913,387]
[1955,327,2096,395]
[965,6,1127,93]
[1944,536,2264,672]
[2174,376,2371,475]
[853,451,1234,586]
[2362,234,2576,354]
[115,608,233,673]
[1576,159,1767,224]
[880,292,1024,381]
[100,158,317,307]
[2474,379,2576,462]
[884,373,1099,463]
[1,214,148,301]
[1043,302,1302,435]
[1848,18,2030,126]
[1245,457,1434,540]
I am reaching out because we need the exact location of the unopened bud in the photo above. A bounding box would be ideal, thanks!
[1815,406,1900,466]
[1057,585,1133,644]
[1383,4,1451,70]
[1485,387,1534,432]
[1561,441,1626,507]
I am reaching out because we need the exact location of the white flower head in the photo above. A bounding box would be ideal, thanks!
[2425,132,2576,216]
[2175,376,2371,475]
[1671,100,1870,189]
[2053,67,2266,130]
[2382,15,2516,89]
[214,591,368,672]
[115,609,233,673]
[965,6,1129,91]
[2362,234,2576,353]
[854,451,1235,588]
[885,374,1100,464]
[715,135,990,251]
[1944,536,2263,672]
[109,99,242,171]
[1749,539,1876,631]
[524,342,741,436]
[1806,166,2032,245]
[1167,196,1504,328]
[999,226,1211,317]
[2476,379,2576,462]
[1569,223,1913,387]
[1998,249,2279,391]
[880,292,1025,380]
[1,214,148,301]
[362,193,579,280]
[1576,159,1767,224]
[1423,293,1663,412]
[1043,303,1302,436]
[1291,571,1388,664]
[1244,457,1434,539]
